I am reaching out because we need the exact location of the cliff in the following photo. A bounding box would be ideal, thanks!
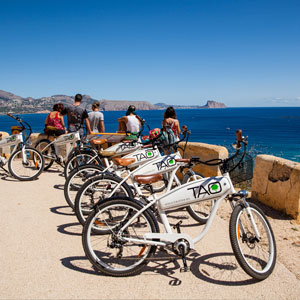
[0,90,227,114]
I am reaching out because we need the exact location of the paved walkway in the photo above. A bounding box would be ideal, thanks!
[1,169,300,299]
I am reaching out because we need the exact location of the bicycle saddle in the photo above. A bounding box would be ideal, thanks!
[90,139,107,145]
[134,174,163,185]
[99,150,116,157]
[113,157,136,167]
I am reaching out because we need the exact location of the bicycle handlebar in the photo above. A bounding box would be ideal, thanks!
[7,113,33,142]
[179,129,248,172]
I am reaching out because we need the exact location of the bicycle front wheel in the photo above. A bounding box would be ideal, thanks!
[75,174,134,226]
[64,164,104,209]
[229,202,276,280]
[83,197,158,277]
[35,139,55,170]
[8,147,45,181]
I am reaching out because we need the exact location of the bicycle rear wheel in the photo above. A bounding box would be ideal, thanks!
[75,174,134,225]
[229,202,276,280]
[82,197,158,276]
[35,139,55,170]
[8,147,45,181]
[64,164,104,209]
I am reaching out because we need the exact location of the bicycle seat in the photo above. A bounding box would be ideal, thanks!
[90,139,107,145]
[121,139,137,143]
[175,158,190,163]
[134,174,163,185]
[113,157,136,166]
[99,150,116,157]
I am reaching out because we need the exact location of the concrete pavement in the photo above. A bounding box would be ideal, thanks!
[0,169,299,299]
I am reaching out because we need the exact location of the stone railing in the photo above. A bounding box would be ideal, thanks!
[178,141,228,177]
[252,155,300,222]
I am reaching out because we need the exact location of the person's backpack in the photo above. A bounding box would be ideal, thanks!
[161,120,176,146]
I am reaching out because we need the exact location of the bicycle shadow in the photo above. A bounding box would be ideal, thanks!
[53,184,64,190]
[60,251,257,286]
[50,205,74,216]
[190,252,257,286]
[57,222,82,236]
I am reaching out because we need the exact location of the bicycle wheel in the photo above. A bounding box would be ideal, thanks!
[8,146,45,181]
[82,197,158,276]
[229,202,276,280]
[64,164,104,209]
[64,149,103,178]
[183,172,215,224]
[75,174,134,226]
[35,139,56,170]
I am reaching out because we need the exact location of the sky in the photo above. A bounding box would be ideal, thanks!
[0,0,300,107]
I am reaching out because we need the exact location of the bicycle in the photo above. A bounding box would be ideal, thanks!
[0,113,45,181]
[82,129,277,281]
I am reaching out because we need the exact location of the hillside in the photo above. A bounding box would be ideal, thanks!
[0,90,227,114]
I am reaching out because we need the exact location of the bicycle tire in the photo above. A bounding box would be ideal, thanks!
[229,202,276,280]
[64,164,104,209]
[75,174,134,226]
[8,146,45,181]
[183,172,215,224]
[35,139,56,170]
[64,149,103,178]
[82,197,158,277]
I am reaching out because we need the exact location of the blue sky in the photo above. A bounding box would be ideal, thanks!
[0,0,300,107]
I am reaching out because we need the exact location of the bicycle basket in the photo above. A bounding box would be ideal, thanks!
[229,153,253,185]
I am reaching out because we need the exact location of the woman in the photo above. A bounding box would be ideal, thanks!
[44,103,66,136]
[162,106,181,141]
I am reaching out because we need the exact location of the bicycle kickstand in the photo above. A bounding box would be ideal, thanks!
[178,244,190,273]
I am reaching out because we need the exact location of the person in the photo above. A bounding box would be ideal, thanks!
[62,93,92,137]
[44,103,67,136]
[88,102,105,133]
[117,105,141,138]
[162,106,181,141]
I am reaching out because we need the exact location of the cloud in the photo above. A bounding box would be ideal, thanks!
[263,96,300,106]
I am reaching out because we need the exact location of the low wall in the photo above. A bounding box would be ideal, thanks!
[252,155,300,222]
[178,141,228,177]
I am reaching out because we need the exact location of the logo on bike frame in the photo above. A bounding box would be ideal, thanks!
[133,151,154,162]
[187,182,222,198]
[153,157,176,170]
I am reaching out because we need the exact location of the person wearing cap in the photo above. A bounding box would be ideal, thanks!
[117,105,141,138]
[88,102,105,133]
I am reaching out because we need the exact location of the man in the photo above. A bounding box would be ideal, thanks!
[117,105,141,139]
[62,93,92,137]
[88,102,105,133]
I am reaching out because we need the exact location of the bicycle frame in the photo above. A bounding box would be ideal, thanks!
[116,172,238,248]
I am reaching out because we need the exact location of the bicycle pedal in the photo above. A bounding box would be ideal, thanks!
[180,266,190,273]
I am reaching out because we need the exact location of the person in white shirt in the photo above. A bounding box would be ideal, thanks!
[117,105,141,136]
[88,102,105,133]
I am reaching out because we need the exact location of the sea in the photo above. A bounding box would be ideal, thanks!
[0,107,299,163]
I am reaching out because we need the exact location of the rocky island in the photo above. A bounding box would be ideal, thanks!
[0,90,227,114]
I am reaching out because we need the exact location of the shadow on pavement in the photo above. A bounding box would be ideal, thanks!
[53,184,64,190]
[190,252,257,286]
[57,222,82,236]
[50,205,74,216]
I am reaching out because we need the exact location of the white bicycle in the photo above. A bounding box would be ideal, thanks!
[82,130,276,281]
[0,114,44,180]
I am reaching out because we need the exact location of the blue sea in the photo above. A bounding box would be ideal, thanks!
[0,107,299,163]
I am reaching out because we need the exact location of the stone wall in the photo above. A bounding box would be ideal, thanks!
[252,155,300,222]
[178,141,228,177]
